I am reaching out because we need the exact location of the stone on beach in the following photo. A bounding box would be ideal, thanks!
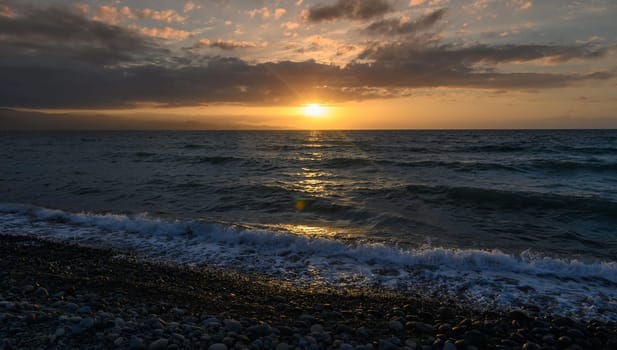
[129,335,145,349]
[1,235,616,350]
[208,343,227,350]
[223,319,242,332]
[149,338,169,350]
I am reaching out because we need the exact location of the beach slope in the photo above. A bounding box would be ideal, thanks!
[1,235,615,350]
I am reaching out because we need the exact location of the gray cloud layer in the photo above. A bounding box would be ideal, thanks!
[363,8,447,36]
[306,0,393,22]
[0,6,611,108]
[358,41,608,67]
[0,6,160,66]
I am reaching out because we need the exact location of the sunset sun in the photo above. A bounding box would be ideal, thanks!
[302,103,327,118]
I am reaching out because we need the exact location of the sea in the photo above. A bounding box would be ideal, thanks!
[1,130,616,320]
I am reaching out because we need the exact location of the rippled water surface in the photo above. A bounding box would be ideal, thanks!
[2,130,617,319]
[3,130,616,258]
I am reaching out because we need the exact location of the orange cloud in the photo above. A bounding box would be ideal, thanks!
[194,38,211,47]
[120,6,135,19]
[139,26,191,40]
[247,7,270,19]
[0,4,15,18]
[73,4,90,15]
[93,6,119,24]
[283,21,300,30]
[211,39,262,50]
[139,8,185,23]
[193,39,265,50]
[183,1,198,13]
[274,8,287,20]
[511,0,532,11]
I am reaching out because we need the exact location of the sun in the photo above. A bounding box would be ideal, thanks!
[302,103,327,117]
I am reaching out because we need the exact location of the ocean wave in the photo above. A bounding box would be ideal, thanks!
[560,146,617,155]
[320,158,518,172]
[181,143,207,149]
[464,145,529,153]
[188,156,243,165]
[529,160,617,172]
[1,203,616,320]
[381,160,519,172]
[322,157,375,168]
[403,184,617,216]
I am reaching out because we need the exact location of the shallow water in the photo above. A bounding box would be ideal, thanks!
[1,130,616,319]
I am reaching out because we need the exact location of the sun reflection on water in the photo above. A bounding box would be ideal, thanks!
[275,131,368,240]
[270,224,340,237]
[292,132,336,200]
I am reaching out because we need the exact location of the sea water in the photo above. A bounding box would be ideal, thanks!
[1,130,616,319]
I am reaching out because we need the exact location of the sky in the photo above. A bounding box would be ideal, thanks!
[0,0,616,129]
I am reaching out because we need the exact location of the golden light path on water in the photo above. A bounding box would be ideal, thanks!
[273,131,367,240]
[268,224,340,238]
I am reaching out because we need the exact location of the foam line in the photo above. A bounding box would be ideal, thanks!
[1,203,616,320]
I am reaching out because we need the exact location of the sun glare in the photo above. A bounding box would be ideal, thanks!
[302,103,327,118]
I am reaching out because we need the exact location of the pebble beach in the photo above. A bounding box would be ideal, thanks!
[1,235,616,350]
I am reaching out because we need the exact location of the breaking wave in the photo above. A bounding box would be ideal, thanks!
[1,203,616,321]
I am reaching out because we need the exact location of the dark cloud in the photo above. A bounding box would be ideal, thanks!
[0,54,609,109]
[357,41,608,68]
[0,6,160,65]
[0,5,611,109]
[340,62,610,91]
[0,108,280,130]
[0,58,339,108]
[363,8,447,36]
[209,40,258,50]
[306,0,393,22]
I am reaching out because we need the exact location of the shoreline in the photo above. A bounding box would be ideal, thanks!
[1,234,615,350]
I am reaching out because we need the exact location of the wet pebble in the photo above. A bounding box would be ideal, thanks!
[129,335,144,349]
[149,338,168,350]
[80,317,94,329]
[410,322,434,334]
[443,340,457,350]
[389,320,404,332]
[310,324,324,334]
[77,306,91,314]
[223,319,242,332]
[33,287,49,298]
[208,343,227,350]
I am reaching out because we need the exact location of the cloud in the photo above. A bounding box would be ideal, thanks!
[363,8,447,36]
[0,108,279,130]
[357,41,608,66]
[0,5,611,109]
[274,8,287,20]
[283,21,300,30]
[120,6,136,19]
[209,39,261,50]
[0,6,160,66]
[138,8,185,23]
[93,5,119,24]
[0,3,14,17]
[138,26,192,40]
[510,0,532,11]
[184,1,198,13]
[247,7,286,20]
[247,7,271,19]
[0,53,609,109]
[192,39,262,50]
[306,0,393,22]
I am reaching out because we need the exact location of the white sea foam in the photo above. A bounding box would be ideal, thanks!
[1,203,616,320]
